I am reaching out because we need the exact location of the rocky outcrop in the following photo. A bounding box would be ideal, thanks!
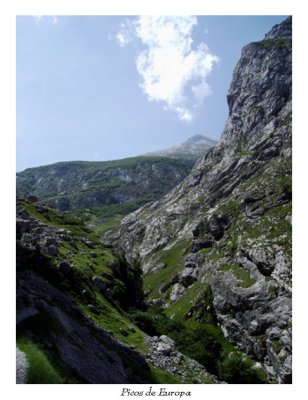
[145,335,219,384]
[111,17,292,383]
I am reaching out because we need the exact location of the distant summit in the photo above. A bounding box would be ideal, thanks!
[184,135,217,145]
[144,135,218,161]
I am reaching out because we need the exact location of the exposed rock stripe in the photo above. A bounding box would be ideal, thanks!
[16,347,28,384]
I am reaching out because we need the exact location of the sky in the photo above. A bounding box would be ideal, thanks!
[16,15,286,172]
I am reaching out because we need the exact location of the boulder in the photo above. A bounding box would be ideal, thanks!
[170,283,185,302]
[156,335,175,355]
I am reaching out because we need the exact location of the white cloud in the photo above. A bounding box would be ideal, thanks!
[116,32,129,47]
[32,16,59,26]
[117,16,219,122]
[116,20,135,47]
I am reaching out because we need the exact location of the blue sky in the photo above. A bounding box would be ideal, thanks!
[16,15,286,172]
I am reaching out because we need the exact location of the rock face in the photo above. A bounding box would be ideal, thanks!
[111,17,292,383]
[144,135,217,161]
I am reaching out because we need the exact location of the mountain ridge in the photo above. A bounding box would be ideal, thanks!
[16,156,193,234]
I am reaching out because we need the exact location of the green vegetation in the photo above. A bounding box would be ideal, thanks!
[94,214,124,235]
[20,156,187,176]
[166,282,209,319]
[76,199,151,226]
[21,198,144,308]
[210,154,292,261]
[160,240,190,268]
[58,241,114,278]
[147,365,182,384]
[128,306,222,375]
[144,240,190,298]
[19,149,287,384]
[17,338,64,384]
[127,304,267,383]
[272,339,283,353]
[17,156,192,234]
[209,251,225,261]
[22,201,95,238]
[219,265,255,288]
[236,202,291,251]
[218,352,268,383]
[201,247,212,255]
[256,38,292,50]
[219,198,240,219]
[235,144,251,156]
[268,284,279,295]
[19,199,146,354]
[78,292,148,352]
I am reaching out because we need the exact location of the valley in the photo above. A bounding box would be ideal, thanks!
[16,17,292,384]
[17,135,217,235]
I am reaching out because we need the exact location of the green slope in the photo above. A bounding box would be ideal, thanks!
[17,156,193,233]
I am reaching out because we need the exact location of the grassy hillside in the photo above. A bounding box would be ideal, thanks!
[17,156,192,233]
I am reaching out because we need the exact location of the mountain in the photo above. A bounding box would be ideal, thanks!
[16,17,292,385]
[109,17,292,383]
[144,135,217,161]
[16,196,221,384]
[16,157,192,234]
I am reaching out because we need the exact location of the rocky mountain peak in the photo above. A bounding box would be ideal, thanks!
[185,135,217,145]
[144,134,217,161]
[264,16,292,40]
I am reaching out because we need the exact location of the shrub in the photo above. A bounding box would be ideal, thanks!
[128,309,159,336]
[218,352,268,383]
[128,306,222,375]
[128,306,268,383]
